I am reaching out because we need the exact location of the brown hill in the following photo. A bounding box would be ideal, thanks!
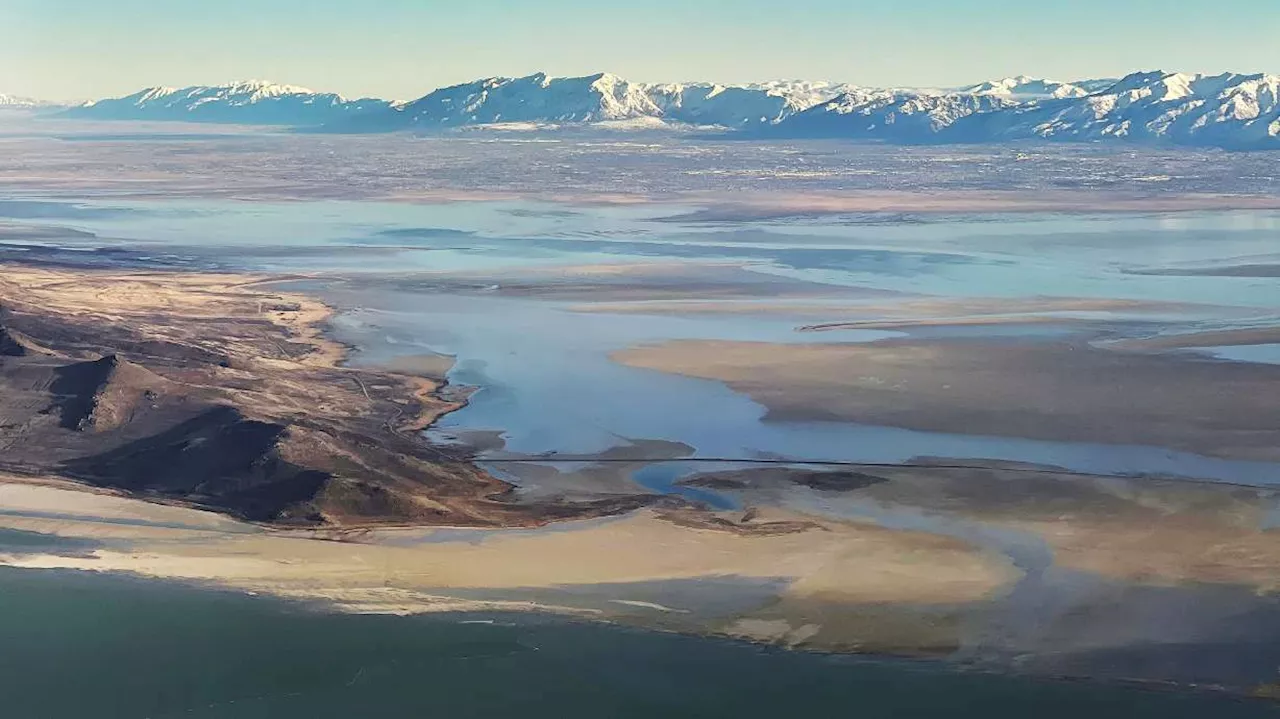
[49,354,175,432]
[0,264,659,528]
[61,406,329,522]
[0,323,37,357]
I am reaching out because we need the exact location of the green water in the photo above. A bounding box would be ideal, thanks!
[0,568,1274,718]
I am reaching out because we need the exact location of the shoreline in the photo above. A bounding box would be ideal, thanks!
[5,472,1280,699]
[0,564,1262,705]
[612,338,1280,466]
[0,474,1022,644]
[0,259,661,529]
[3,257,1280,694]
[6,567,1269,718]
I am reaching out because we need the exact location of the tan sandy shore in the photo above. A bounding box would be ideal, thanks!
[8,460,1280,662]
[0,478,249,532]
[0,474,1017,652]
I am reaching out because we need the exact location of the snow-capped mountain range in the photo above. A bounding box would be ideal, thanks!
[0,93,51,109]
[58,80,390,124]
[957,76,1118,100]
[38,71,1280,149]
[332,73,862,131]
[949,72,1280,148]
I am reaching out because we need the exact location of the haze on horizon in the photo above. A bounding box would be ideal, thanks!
[3,0,1280,102]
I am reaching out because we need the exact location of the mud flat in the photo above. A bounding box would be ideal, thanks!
[7,458,1280,691]
[0,261,1019,657]
[613,337,1280,463]
[1104,326,1280,351]
[572,295,1210,318]
[682,462,1280,592]
[6,260,1280,692]
[674,461,1280,689]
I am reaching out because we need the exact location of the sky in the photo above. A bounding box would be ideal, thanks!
[3,0,1280,102]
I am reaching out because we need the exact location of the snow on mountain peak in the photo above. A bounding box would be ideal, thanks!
[961,76,1108,100]
[953,69,1280,148]
[50,68,1280,149]
[218,80,319,99]
[62,80,389,125]
[0,93,47,108]
[589,71,623,86]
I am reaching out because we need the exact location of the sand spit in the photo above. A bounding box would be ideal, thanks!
[614,338,1280,462]
[0,474,1018,653]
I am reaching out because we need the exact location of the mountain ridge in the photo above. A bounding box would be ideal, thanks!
[0,93,52,109]
[41,69,1280,149]
[58,79,392,124]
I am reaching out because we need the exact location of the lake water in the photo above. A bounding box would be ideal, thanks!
[6,194,1280,713]
[0,566,1272,719]
[1203,343,1280,366]
[4,197,1280,488]
[5,197,1280,307]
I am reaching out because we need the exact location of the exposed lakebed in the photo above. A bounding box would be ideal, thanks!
[3,197,1279,490]
[4,190,1280,694]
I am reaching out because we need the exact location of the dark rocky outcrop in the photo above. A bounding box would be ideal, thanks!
[61,406,329,522]
[49,354,170,432]
[0,323,34,357]
[0,263,663,529]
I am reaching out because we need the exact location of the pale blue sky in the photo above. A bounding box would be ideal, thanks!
[3,0,1280,101]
